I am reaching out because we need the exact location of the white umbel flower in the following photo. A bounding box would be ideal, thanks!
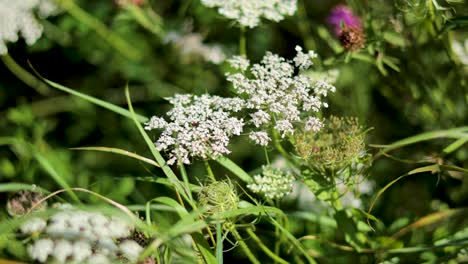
[247,165,295,199]
[249,131,271,146]
[28,238,54,263]
[0,0,58,54]
[145,94,245,165]
[201,0,297,28]
[227,47,335,141]
[304,117,323,132]
[120,240,143,262]
[19,217,46,234]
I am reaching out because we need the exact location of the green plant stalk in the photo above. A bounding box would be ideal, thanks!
[246,228,288,264]
[297,0,316,51]
[231,228,261,264]
[178,163,194,201]
[1,54,50,95]
[271,129,300,167]
[204,159,217,182]
[239,26,247,56]
[55,0,142,61]
[216,223,223,264]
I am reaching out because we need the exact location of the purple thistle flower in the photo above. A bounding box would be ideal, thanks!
[327,5,362,37]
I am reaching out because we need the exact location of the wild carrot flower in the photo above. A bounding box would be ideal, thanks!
[226,46,335,142]
[200,0,297,28]
[145,94,245,165]
[21,204,140,264]
[0,0,58,54]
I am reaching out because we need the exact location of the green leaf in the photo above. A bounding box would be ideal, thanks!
[71,146,159,167]
[215,156,252,182]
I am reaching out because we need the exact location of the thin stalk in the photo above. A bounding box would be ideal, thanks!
[297,0,316,51]
[246,228,288,264]
[178,163,193,201]
[204,159,217,182]
[216,223,223,264]
[231,228,260,264]
[239,26,247,56]
[264,147,270,165]
[271,129,300,167]
[1,54,50,95]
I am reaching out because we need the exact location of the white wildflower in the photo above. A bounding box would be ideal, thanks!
[120,240,143,262]
[52,239,73,263]
[452,38,468,67]
[146,94,245,165]
[228,55,250,71]
[247,165,295,199]
[294,45,317,70]
[86,253,111,264]
[145,116,167,130]
[304,117,323,132]
[201,0,297,28]
[249,131,271,146]
[72,240,92,262]
[164,32,226,64]
[28,238,54,263]
[20,217,46,234]
[226,47,335,141]
[0,0,58,54]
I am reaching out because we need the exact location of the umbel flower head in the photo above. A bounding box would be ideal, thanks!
[201,0,297,28]
[7,190,47,216]
[247,165,295,200]
[227,46,335,144]
[0,0,58,54]
[20,204,144,264]
[145,94,244,165]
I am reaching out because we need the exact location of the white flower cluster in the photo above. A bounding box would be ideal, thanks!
[201,0,297,28]
[452,38,468,67]
[227,46,335,142]
[145,94,244,165]
[0,0,58,54]
[20,205,143,263]
[247,165,295,199]
[164,31,226,64]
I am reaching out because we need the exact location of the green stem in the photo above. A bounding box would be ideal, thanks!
[231,228,260,264]
[178,163,193,201]
[216,223,223,264]
[264,147,270,165]
[204,159,216,182]
[239,26,247,56]
[297,0,316,51]
[271,129,300,167]
[246,228,288,264]
[1,54,50,95]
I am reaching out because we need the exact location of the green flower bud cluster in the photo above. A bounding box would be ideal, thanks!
[198,180,239,217]
[247,165,295,200]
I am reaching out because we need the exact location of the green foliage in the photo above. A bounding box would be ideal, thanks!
[0,0,467,263]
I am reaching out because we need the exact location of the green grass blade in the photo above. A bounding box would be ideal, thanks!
[71,146,159,167]
[216,156,252,182]
[0,183,49,194]
[125,86,192,204]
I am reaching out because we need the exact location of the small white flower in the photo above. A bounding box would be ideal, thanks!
[304,117,323,132]
[201,0,297,28]
[120,240,143,262]
[0,0,58,54]
[87,253,111,264]
[20,217,46,234]
[72,240,92,262]
[28,238,54,263]
[249,131,271,146]
[228,55,250,71]
[52,239,74,263]
[250,110,271,127]
[293,45,317,70]
[146,94,245,164]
